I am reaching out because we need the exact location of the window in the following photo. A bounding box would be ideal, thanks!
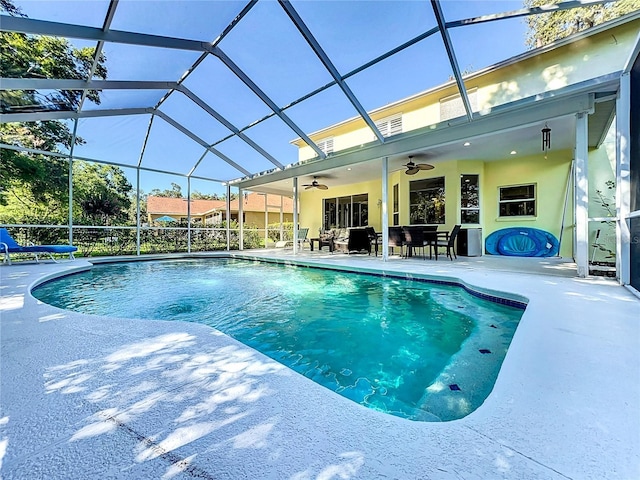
[317,137,334,155]
[392,183,399,226]
[323,194,368,229]
[324,198,336,228]
[440,89,478,122]
[375,114,402,138]
[460,174,479,224]
[499,184,536,217]
[352,194,368,227]
[409,177,445,224]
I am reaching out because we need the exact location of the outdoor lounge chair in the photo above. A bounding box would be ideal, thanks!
[275,227,310,250]
[297,228,310,250]
[0,228,78,265]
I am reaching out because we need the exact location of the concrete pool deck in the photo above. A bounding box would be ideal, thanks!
[1,252,639,479]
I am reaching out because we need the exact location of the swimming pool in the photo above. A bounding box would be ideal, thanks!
[33,258,525,421]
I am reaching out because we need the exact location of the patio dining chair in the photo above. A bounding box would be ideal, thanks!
[388,226,404,256]
[364,227,380,256]
[435,224,461,260]
[402,226,429,259]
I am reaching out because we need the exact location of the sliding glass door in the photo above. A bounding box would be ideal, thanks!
[323,194,368,229]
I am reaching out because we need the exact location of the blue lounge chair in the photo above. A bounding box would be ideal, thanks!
[0,228,78,265]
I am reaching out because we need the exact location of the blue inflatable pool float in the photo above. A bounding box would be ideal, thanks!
[485,227,559,257]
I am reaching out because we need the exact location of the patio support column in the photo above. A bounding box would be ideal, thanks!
[279,196,284,241]
[187,177,192,254]
[238,187,244,251]
[575,111,589,277]
[68,156,73,245]
[68,119,79,246]
[226,184,231,251]
[136,168,141,255]
[293,177,299,254]
[264,193,268,249]
[617,71,632,285]
[381,156,389,261]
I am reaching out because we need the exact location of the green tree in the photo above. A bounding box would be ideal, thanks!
[191,191,222,200]
[149,183,183,198]
[73,163,132,226]
[0,0,107,205]
[524,0,640,48]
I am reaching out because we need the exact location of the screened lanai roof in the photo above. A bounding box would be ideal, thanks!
[0,0,624,195]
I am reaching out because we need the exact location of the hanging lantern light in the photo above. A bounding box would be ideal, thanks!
[541,123,551,158]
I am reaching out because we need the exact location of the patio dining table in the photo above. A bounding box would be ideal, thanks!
[424,230,449,260]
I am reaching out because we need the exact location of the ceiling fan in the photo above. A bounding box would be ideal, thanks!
[404,155,434,175]
[302,176,328,190]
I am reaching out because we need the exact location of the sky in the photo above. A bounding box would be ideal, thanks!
[7,0,531,196]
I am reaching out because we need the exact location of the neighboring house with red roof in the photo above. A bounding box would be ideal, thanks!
[146,193,293,228]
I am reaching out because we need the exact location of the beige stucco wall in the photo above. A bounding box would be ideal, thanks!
[298,135,621,259]
[300,178,383,236]
[244,211,293,228]
[299,150,578,257]
[475,21,639,111]
[294,18,638,259]
[482,151,574,257]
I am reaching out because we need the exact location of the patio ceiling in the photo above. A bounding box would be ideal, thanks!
[0,0,618,194]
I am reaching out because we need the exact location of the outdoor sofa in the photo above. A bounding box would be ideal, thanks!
[323,227,371,254]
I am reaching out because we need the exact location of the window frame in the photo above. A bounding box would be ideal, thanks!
[498,183,537,217]
[323,193,369,229]
[409,176,445,225]
[374,113,402,138]
[460,174,480,224]
[392,183,399,226]
[317,137,334,155]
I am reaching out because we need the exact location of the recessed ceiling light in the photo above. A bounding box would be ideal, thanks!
[347,167,352,171]
[463,142,471,147]
[510,150,517,155]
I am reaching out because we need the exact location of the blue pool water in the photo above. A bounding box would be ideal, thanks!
[33,258,525,421]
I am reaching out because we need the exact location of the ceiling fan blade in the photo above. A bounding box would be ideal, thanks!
[406,167,419,175]
[417,163,435,171]
[317,184,328,190]
[305,185,314,190]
